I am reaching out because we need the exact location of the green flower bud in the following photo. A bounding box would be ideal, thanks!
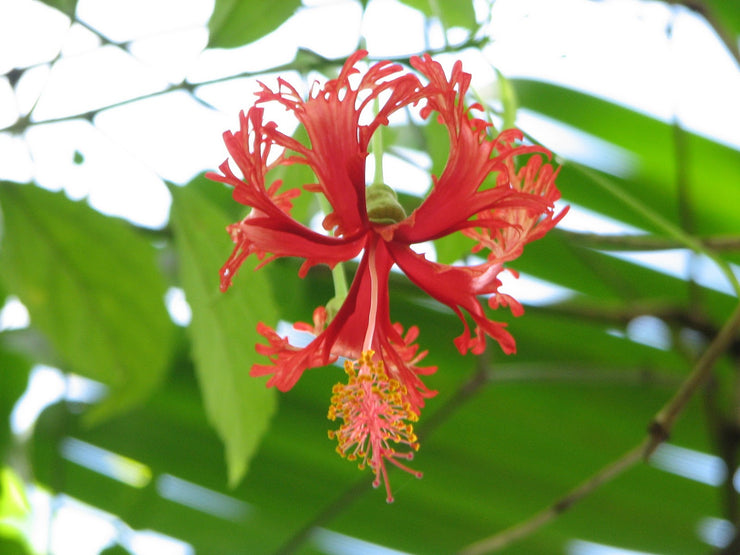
[365,183,406,225]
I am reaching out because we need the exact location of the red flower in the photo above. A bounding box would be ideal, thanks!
[208,50,565,501]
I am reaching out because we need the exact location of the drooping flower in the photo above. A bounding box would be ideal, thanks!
[207,50,566,501]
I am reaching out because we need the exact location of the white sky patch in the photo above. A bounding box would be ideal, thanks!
[376,152,433,196]
[26,488,194,555]
[515,108,639,178]
[607,250,738,297]
[311,527,412,555]
[60,437,153,488]
[555,201,644,235]
[165,287,192,326]
[625,315,672,351]
[697,517,734,549]
[15,64,53,116]
[76,0,213,43]
[0,77,16,128]
[487,0,740,150]
[93,90,229,185]
[24,120,172,227]
[276,319,315,348]
[31,46,168,122]
[362,0,429,58]
[568,539,659,555]
[498,270,574,306]
[0,133,33,182]
[10,366,66,435]
[650,443,726,487]
[11,366,107,435]
[0,296,30,331]
[287,1,364,59]
[0,0,70,72]
[128,27,210,86]
[59,21,101,57]
[46,495,119,555]
[123,529,195,555]
[156,474,251,522]
[409,240,437,262]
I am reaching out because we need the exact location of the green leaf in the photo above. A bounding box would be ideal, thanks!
[0,345,31,461]
[208,0,301,49]
[495,68,518,130]
[169,177,278,487]
[0,183,174,423]
[703,0,740,37]
[399,0,477,31]
[37,0,77,17]
[0,467,32,555]
[0,467,29,519]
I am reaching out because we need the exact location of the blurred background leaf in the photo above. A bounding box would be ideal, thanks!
[400,0,477,32]
[0,184,174,423]
[170,178,279,487]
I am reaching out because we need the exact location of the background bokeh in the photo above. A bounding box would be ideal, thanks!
[1,0,739,553]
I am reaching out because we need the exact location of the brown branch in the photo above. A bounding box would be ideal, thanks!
[486,364,682,389]
[458,301,740,555]
[647,303,740,452]
[458,441,648,555]
[541,301,730,355]
[558,230,740,252]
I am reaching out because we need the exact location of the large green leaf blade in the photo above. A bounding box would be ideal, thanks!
[208,0,301,49]
[511,79,740,241]
[169,177,278,487]
[0,183,174,422]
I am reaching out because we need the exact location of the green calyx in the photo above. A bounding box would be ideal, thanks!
[365,183,406,225]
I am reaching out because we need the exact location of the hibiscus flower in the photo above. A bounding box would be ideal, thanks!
[208,50,565,501]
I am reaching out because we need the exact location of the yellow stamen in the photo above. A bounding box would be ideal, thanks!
[327,350,422,502]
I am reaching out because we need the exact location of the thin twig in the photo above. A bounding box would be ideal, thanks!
[458,301,740,554]
[486,364,682,388]
[569,163,740,298]
[648,302,740,451]
[2,32,487,135]
[559,230,740,252]
[458,441,648,555]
